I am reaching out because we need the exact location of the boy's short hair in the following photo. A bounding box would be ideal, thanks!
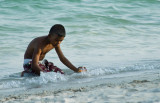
[49,24,66,37]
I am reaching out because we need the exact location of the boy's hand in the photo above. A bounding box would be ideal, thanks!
[77,67,87,73]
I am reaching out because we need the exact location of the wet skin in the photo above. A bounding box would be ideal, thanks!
[23,34,86,76]
[24,35,63,61]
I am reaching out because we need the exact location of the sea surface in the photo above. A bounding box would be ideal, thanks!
[0,0,160,100]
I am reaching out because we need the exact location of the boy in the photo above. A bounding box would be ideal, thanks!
[21,24,86,76]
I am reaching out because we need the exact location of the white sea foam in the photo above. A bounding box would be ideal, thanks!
[0,72,67,89]
[0,62,160,89]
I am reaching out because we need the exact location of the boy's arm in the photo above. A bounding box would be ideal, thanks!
[55,45,79,72]
[32,47,43,76]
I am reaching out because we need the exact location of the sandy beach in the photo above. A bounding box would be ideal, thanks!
[1,72,160,103]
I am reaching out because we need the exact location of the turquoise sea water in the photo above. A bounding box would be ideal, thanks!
[0,0,160,99]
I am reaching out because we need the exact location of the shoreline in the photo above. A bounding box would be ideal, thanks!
[1,71,160,103]
[1,79,160,103]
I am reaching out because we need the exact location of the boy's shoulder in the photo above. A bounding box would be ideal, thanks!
[30,36,45,44]
[33,36,44,41]
[28,36,43,49]
[33,36,48,48]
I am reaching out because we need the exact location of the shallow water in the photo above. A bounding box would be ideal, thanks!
[0,0,160,99]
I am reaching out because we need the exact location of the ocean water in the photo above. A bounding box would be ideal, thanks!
[0,0,160,98]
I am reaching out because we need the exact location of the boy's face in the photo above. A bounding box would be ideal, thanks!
[50,34,64,47]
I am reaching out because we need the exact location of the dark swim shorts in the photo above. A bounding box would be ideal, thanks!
[23,59,64,74]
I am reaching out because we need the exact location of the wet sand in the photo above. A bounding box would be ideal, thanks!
[1,77,160,103]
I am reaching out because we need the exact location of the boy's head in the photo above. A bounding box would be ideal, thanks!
[49,24,66,37]
[48,24,66,47]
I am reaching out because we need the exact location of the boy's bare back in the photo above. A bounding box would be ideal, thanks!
[24,36,54,61]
